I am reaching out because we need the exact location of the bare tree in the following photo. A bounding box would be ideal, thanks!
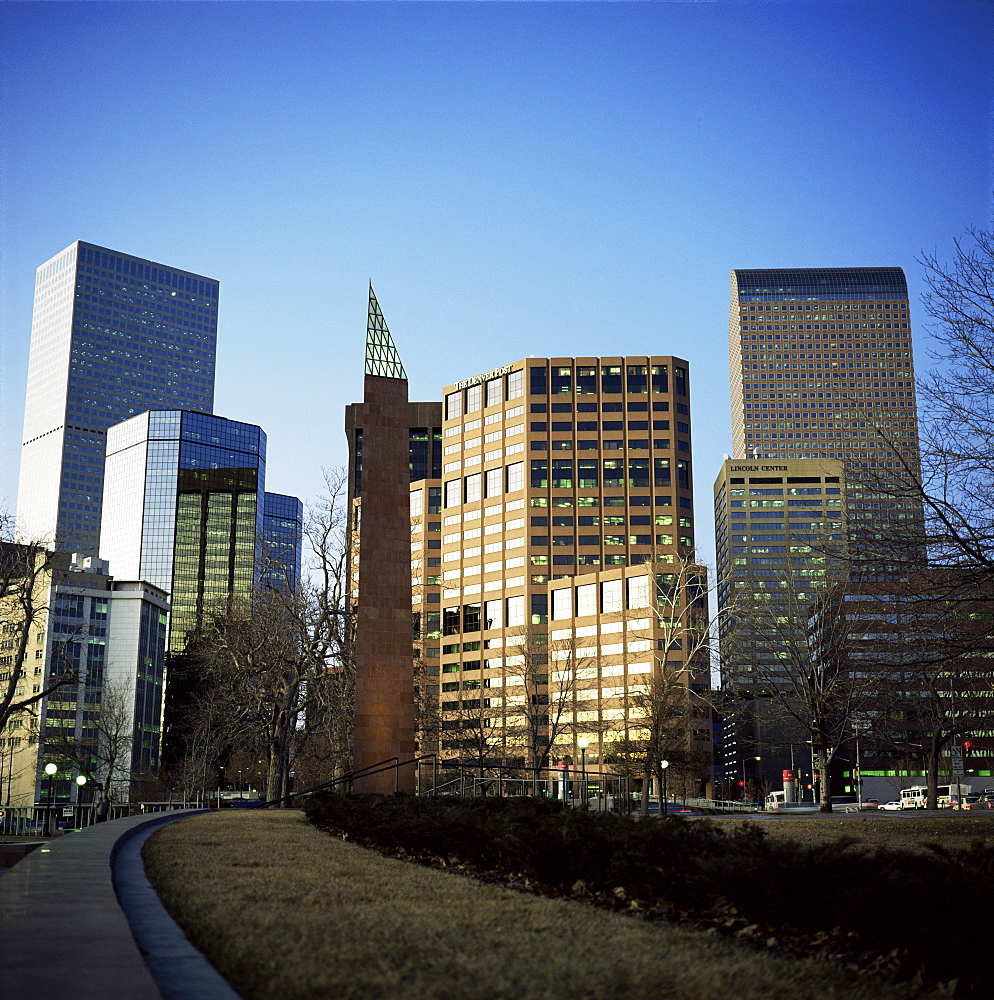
[0,527,78,736]
[44,676,135,798]
[501,628,595,780]
[725,570,876,812]
[617,556,726,814]
[910,228,994,569]
[181,470,356,801]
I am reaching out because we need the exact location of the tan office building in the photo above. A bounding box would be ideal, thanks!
[409,357,711,789]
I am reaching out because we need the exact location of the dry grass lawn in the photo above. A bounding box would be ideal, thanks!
[707,812,994,852]
[143,810,945,1000]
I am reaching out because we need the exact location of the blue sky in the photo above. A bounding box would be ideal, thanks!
[1,1,991,568]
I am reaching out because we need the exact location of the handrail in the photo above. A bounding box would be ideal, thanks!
[250,754,440,809]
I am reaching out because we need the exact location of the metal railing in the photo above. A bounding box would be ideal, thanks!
[0,800,206,838]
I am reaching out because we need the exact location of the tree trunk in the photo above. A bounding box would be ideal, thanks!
[817,748,833,813]
[926,739,940,810]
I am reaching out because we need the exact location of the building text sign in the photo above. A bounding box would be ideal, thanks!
[454,364,515,391]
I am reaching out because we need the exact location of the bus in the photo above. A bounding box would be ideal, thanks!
[899,784,971,809]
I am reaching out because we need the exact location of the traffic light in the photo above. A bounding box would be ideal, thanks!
[737,780,745,787]
[964,741,973,759]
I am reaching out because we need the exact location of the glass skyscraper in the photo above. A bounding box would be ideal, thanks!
[16,241,218,556]
[261,493,304,590]
[100,410,301,762]
[100,410,277,653]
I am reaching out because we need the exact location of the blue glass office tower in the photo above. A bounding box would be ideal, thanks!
[261,493,304,590]
[16,241,217,556]
[99,410,295,652]
[101,410,301,760]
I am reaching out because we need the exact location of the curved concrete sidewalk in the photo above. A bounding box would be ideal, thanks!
[0,809,242,1000]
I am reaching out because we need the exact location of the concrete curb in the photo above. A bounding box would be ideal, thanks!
[114,814,244,1000]
[0,809,242,1000]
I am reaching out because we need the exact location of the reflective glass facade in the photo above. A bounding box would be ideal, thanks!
[101,410,294,653]
[16,242,218,556]
[261,493,304,589]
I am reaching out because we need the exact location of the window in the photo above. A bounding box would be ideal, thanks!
[507,369,524,398]
[576,584,596,617]
[551,367,573,395]
[627,575,649,609]
[485,467,502,497]
[506,595,525,627]
[506,462,524,492]
[465,383,483,413]
[486,378,503,407]
[444,479,462,507]
[551,460,573,488]
[463,604,481,632]
[445,391,463,420]
[484,599,502,629]
[602,579,623,613]
[464,473,482,503]
[552,588,572,620]
[443,607,460,635]
[603,459,624,487]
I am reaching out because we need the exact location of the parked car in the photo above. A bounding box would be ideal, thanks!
[880,801,903,811]
[0,816,45,836]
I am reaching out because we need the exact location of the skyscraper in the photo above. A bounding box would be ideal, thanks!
[406,356,711,788]
[718,267,923,792]
[728,267,922,550]
[100,409,301,760]
[100,410,272,654]
[16,241,218,556]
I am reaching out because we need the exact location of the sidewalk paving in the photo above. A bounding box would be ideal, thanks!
[0,809,235,1000]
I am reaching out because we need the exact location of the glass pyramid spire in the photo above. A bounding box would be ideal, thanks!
[365,285,407,380]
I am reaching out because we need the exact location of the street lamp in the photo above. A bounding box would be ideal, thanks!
[43,762,58,836]
[75,774,87,828]
[577,737,589,802]
[660,759,670,816]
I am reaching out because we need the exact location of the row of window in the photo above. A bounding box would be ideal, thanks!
[530,458,689,489]
[445,371,525,418]
[530,420,680,432]
[530,534,691,547]
[532,439,680,452]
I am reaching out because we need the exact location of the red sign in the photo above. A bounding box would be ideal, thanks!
[557,760,567,770]
[783,770,795,783]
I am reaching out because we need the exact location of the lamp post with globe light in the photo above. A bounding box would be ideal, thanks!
[577,737,589,802]
[75,774,87,828]
[43,762,58,836]
[660,759,670,815]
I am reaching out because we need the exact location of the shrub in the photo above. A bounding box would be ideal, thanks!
[304,793,993,994]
